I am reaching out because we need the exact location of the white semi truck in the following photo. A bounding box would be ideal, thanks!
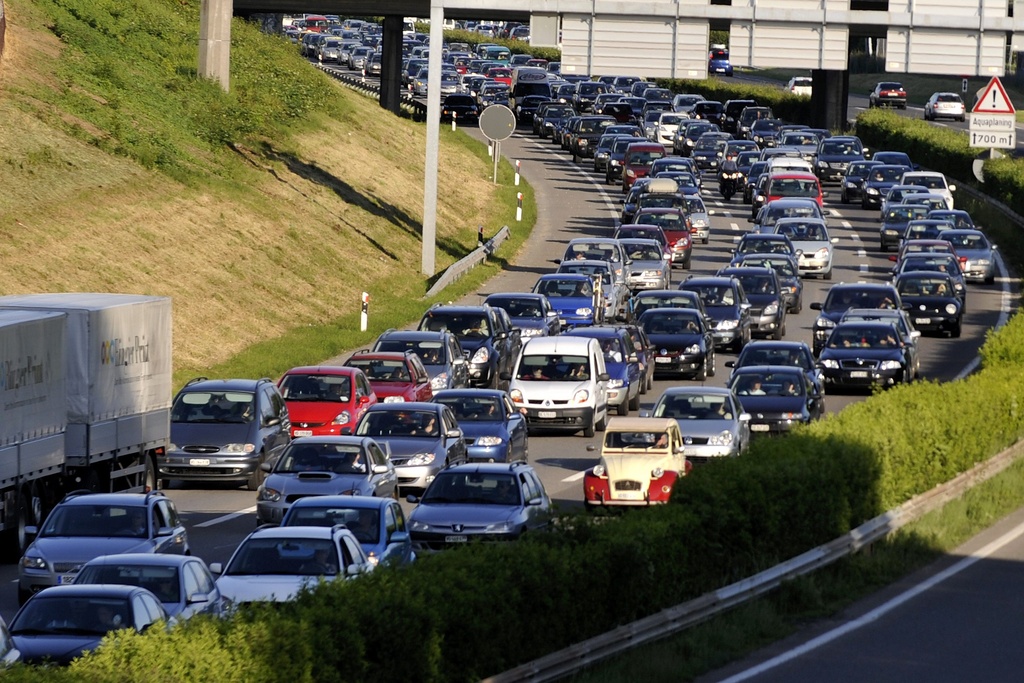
[0,293,172,556]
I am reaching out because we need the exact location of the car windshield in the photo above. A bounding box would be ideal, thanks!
[872,166,906,182]
[733,274,776,294]
[828,326,899,349]
[943,232,987,249]
[824,289,897,312]
[897,275,952,296]
[434,396,503,421]
[776,222,827,241]
[561,264,612,284]
[733,372,805,397]
[685,197,707,214]
[225,537,339,576]
[739,347,812,370]
[638,195,682,209]
[76,565,181,604]
[628,150,664,165]
[277,442,369,475]
[357,410,439,437]
[622,242,664,261]
[739,239,790,255]
[11,596,132,637]
[636,212,683,230]
[603,430,670,449]
[641,311,702,334]
[517,354,589,381]
[487,297,543,318]
[284,506,379,543]
[635,296,698,315]
[655,394,733,420]
[376,339,447,365]
[820,140,860,156]
[347,358,410,382]
[565,242,617,261]
[279,374,351,402]
[421,313,490,337]
[421,472,520,505]
[536,278,592,298]
[172,390,255,423]
[885,206,930,223]
[41,505,150,538]
[579,120,612,133]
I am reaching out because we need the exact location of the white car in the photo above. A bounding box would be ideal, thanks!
[211,525,372,606]
[900,171,956,210]
[771,217,839,279]
[786,76,813,97]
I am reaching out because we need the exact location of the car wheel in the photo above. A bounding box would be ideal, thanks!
[708,350,716,377]
[773,322,785,341]
[596,411,607,432]
[824,267,833,281]
[840,190,848,204]
[629,389,640,411]
[17,587,32,607]
[583,419,596,438]
[246,453,266,492]
[880,241,888,252]
[951,322,962,338]
[985,273,995,285]
[616,399,629,416]
[696,359,707,381]
[703,236,709,245]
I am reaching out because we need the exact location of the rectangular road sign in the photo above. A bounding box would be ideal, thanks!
[969,129,1016,149]
[970,113,1016,132]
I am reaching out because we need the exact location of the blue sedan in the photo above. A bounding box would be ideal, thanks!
[431,389,529,462]
[281,495,415,567]
[533,273,598,329]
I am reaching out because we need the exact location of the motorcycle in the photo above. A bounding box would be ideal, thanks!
[719,171,742,201]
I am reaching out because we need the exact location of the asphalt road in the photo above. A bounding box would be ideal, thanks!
[1,61,1014,636]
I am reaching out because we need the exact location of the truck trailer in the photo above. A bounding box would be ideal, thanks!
[0,293,172,556]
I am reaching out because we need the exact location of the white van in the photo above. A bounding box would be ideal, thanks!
[508,336,610,438]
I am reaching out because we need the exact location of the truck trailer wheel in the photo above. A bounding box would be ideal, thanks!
[144,456,158,493]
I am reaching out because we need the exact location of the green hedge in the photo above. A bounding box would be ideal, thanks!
[654,78,815,125]
[854,109,977,186]
[417,25,562,63]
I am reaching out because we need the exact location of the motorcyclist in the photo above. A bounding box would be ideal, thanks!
[719,152,740,198]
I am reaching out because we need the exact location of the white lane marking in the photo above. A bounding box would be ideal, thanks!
[731,222,741,232]
[856,249,867,258]
[716,515,1024,683]
[829,209,841,218]
[850,232,862,242]
[954,249,1013,380]
[562,470,587,483]
[196,506,257,528]
[841,221,852,229]
[859,264,869,274]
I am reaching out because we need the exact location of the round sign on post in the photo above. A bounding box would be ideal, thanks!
[479,105,516,142]
[478,105,516,184]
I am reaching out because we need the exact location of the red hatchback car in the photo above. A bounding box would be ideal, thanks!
[343,351,434,404]
[621,141,667,192]
[277,366,377,438]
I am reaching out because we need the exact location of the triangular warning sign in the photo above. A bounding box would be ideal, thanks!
[972,77,1016,114]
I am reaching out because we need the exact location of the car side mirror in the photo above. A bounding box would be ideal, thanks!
[345,563,362,577]
[499,371,512,381]
[831,237,839,244]
[809,302,823,311]
[209,562,223,574]
[264,416,281,428]
[724,360,736,368]
[358,395,371,405]
[372,464,389,474]
[388,531,410,546]
[25,525,38,540]
[739,413,752,422]
[598,372,611,382]
[406,494,420,504]
[340,427,353,435]
[260,461,273,473]
[949,184,956,192]
[447,428,463,439]
[155,526,174,537]
[187,592,210,605]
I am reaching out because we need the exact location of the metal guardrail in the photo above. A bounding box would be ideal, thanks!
[313,63,427,119]
[425,226,510,299]
[482,438,1024,683]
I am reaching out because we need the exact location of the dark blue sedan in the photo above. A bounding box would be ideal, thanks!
[727,365,824,434]
[533,273,597,329]
[484,292,560,338]
[431,389,529,462]
[638,307,716,380]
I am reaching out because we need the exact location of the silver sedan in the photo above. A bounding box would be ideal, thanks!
[649,386,750,462]
[620,238,671,291]
[940,228,998,284]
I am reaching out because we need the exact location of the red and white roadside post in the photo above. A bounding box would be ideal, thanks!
[514,160,521,186]
[360,292,370,332]
[516,192,523,222]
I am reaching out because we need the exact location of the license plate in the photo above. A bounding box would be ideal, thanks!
[445,535,468,543]
[914,318,930,325]
[655,357,673,363]
[615,491,644,500]
[57,573,77,585]
[849,371,869,378]
[294,429,313,437]
[538,410,557,419]
[189,458,211,466]
[750,424,770,432]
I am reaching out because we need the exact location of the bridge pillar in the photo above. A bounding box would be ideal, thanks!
[380,15,404,115]
[810,70,849,132]
[198,0,232,91]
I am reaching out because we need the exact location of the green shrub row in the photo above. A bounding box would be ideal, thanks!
[653,77,814,125]
[854,109,977,186]
[14,311,1024,682]
[418,25,562,63]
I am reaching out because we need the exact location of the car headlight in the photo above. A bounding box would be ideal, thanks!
[509,388,523,403]
[258,487,281,502]
[485,521,515,533]
[21,555,46,570]
[685,344,701,354]
[410,520,431,532]
[476,436,504,447]
[651,467,665,479]
[223,443,256,454]
[607,379,624,389]
[575,307,593,316]
[754,136,763,143]
[572,389,590,404]
[717,320,738,330]
[331,410,351,425]
[817,160,828,168]
[626,169,636,178]
[844,181,855,188]
[383,396,405,403]
[579,139,588,147]
[815,317,835,329]
[406,452,436,466]
[610,160,621,166]
[592,464,605,477]
[814,248,830,260]
[879,360,903,371]
[764,302,779,316]
[708,430,734,446]
[691,219,707,228]
[866,188,879,195]
[820,358,839,369]
[945,303,959,315]
[430,374,449,390]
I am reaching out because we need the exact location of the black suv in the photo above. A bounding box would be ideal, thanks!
[723,98,758,134]
[809,283,903,356]
[418,304,521,390]
[372,329,469,392]
[160,378,291,490]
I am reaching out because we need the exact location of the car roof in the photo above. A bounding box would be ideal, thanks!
[59,492,156,507]
[432,388,508,400]
[605,416,677,432]
[26,584,146,598]
[537,273,591,282]
[521,336,596,353]
[730,364,806,375]
[247,525,340,540]
[283,365,361,376]
[681,276,738,286]
[564,327,623,339]
[365,401,441,412]
[287,494,392,511]
[179,378,262,392]
[442,461,534,474]
[80,553,199,568]
[659,386,734,397]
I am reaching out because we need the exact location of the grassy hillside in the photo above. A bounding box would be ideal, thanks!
[0,0,531,386]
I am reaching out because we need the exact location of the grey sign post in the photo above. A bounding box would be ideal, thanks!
[479,105,516,184]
